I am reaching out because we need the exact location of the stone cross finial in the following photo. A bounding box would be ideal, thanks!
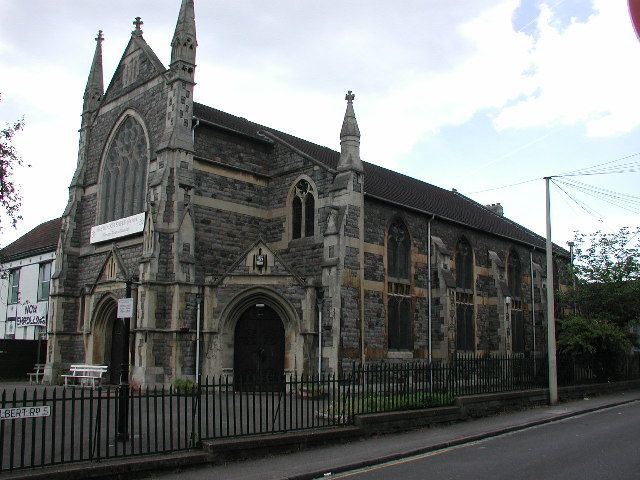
[95,30,104,43]
[345,90,355,102]
[133,17,143,35]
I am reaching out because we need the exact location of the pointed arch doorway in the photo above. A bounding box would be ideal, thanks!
[92,297,126,385]
[234,304,285,390]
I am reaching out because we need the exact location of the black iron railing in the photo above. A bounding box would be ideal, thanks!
[1,352,638,472]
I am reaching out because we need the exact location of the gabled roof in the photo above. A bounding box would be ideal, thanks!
[193,103,564,254]
[0,218,62,263]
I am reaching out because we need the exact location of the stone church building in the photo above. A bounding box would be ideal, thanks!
[46,0,564,386]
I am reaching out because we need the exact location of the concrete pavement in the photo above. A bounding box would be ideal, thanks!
[4,389,640,480]
[151,389,640,480]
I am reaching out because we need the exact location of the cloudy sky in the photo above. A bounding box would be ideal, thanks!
[0,0,639,249]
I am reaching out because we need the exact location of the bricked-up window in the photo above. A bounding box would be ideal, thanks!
[455,237,473,289]
[291,180,315,240]
[7,268,20,304]
[388,296,412,350]
[99,115,148,224]
[508,249,524,351]
[388,220,410,280]
[37,262,52,301]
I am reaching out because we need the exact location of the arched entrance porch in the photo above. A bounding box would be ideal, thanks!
[234,304,285,390]
[215,286,304,386]
[91,296,126,384]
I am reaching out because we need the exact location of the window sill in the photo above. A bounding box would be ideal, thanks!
[386,350,413,360]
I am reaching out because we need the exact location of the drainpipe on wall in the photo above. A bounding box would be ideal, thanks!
[427,215,435,363]
[195,291,202,383]
[317,292,323,382]
[192,118,200,143]
[530,249,536,375]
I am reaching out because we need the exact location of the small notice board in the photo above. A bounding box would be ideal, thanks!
[117,298,134,319]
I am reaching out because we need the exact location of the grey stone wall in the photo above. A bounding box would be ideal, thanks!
[194,126,272,175]
[340,286,361,359]
[84,83,167,187]
[364,253,384,282]
[364,290,385,355]
[345,205,360,239]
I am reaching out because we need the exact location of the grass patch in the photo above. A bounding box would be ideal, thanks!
[325,392,455,416]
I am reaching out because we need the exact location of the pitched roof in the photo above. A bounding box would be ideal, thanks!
[0,218,62,263]
[193,103,564,254]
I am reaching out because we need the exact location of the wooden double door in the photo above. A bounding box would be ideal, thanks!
[234,305,285,390]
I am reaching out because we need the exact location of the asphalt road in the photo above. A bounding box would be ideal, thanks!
[330,402,640,480]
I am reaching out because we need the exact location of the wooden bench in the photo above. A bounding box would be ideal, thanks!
[61,364,108,388]
[28,364,45,384]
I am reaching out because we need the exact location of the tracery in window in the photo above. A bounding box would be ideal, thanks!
[291,180,315,239]
[507,249,522,299]
[388,220,410,280]
[508,249,524,352]
[387,219,412,350]
[455,238,475,351]
[455,237,473,290]
[99,116,148,223]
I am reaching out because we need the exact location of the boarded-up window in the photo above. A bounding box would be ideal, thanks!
[511,310,525,352]
[456,298,474,351]
[388,296,412,350]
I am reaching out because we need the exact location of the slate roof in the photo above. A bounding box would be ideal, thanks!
[194,102,563,254]
[0,218,62,263]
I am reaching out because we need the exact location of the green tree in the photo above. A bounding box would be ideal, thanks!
[557,315,633,381]
[570,227,640,330]
[0,93,25,233]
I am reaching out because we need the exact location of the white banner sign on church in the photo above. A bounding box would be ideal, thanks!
[90,213,145,244]
[15,302,48,328]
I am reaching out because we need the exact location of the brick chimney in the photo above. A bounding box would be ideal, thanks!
[486,203,504,216]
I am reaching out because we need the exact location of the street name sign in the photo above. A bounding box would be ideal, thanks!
[0,406,51,420]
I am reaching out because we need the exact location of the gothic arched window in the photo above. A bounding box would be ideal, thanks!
[507,250,522,298]
[99,116,148,223]
[508,249,524,352]
[291,180,315,240]
[388,220,410,280]
[387,219,412,350]
[455,237,473,290]
[455,237,475,351]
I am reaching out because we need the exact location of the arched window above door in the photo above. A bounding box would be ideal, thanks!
[99,115,148,224]
[291,179,315,239]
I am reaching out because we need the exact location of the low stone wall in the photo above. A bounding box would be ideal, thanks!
[559,379,640,401]
[456,389,549,418]
[354,406,461,434]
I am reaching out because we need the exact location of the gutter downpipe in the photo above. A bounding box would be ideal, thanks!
[428,215,435,363]
[428,215,435,392]
[192,118,200,143]
[530,249,536,375]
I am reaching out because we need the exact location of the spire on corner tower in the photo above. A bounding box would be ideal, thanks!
[337,90,362,172]
[82,30,104,114]
[170,0,197,68]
